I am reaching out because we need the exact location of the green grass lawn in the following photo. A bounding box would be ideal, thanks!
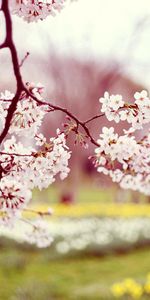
[0,239,150,300]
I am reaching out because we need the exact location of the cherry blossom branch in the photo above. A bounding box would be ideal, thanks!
[0,0,102,148]
[1,0,150,247]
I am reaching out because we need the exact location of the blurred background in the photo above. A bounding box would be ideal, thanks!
[1,0,150,299]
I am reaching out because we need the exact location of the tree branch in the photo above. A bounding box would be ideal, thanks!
[0,0,24,144]
[1,0,23,88]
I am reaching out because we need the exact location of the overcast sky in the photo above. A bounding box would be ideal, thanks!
[12,0,150,87]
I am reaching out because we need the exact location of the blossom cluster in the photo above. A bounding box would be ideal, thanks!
[10,0,69,22]
[100,90,150,130]
[94,90,150,196]
[0,83,48,135]
[0,83,71,246]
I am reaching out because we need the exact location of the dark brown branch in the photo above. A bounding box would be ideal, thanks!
[0,90,22,144]
[1,0,23,88]
[0,42,7,49]
[23,87,100,147]
[0,0,24,144]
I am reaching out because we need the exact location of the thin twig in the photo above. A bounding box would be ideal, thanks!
[19,51,30,68]
[84,113,105,125]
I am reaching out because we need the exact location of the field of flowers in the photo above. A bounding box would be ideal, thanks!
[2,203,150,258]
[25,200,150,256]
[0,187,150,299]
